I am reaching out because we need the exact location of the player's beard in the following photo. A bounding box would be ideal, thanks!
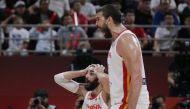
[100,23,112,38]
[84,78,99,91]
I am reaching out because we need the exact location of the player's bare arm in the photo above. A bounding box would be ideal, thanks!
[93,64,110,104]
[117,33,143,109]
[54,67,90,97]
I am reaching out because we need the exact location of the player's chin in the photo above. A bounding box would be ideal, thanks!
[84,85,91,91]
[84,82,90,87]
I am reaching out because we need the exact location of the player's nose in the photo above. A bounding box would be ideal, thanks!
[85,73,90,79]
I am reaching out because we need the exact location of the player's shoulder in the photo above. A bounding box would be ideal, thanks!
[119,30,138,43]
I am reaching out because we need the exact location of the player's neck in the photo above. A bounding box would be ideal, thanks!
[91,85,102,96]
[110,24,126,41]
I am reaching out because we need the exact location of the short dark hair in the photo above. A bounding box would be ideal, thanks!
[151,95,166,109]
[98,4,122,24]
[164,12,173,18]
[125,9,135,15]
[34,89,48,98]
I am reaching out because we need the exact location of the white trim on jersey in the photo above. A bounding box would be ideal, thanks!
[82,91,108,109]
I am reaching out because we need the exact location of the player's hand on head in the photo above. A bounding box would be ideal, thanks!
[80,65,94,76]
[92,64,105,74]
[86,65,95,74]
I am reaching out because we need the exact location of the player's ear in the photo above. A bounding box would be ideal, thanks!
[105,18,109,25]
[106,16,112,24]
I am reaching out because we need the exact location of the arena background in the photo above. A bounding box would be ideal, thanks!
[0,0,189,108]
[0,55,184,109]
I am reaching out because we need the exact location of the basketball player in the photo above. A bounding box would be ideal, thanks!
[54,64,110,109]
[95,4,150,109]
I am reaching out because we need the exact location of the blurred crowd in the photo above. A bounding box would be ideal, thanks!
[0,0,189,56]
[0,0,190,108]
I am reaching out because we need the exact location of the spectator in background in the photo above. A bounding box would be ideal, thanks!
[112,1,122,12]
[27,88,57,109]
[0,0,6,10]
[168,15,190,97]
[12,1,30,24]
[89,0,103,11]
[29,20,57,55]
[153,12,179,55]
[74,95,84,109]
[78,0,96,22]
[121,0,138,13]
[180,0,190,24]
[92,0,112,7]
[0,27,4,55]
[29,0,70,18]
[152,0,180,35]
[4,0,18,9]
[168,53,190,97]
[177,0,188,14]
[26,0,39,7]
[1,0,34,15]
[135,0,153,35]
[1,15,29,56]
[78,0,97,37]
[93,28,104,39]
[0,0,6,22]
[57,13,88,55]
[27,0,60,25]
[0,27,4,43]
[150,95,166,109]
[150,0,177,13]
[177,14,190,40]
[124,9,149,49]
[71,1,88,32]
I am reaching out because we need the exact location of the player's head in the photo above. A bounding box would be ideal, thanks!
[96,4,122,38]
[84,66,99,91]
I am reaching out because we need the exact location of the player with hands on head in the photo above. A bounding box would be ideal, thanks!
[54,64,110,109]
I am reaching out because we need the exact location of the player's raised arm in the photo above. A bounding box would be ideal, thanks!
[92,64,110,106]
[93,64,109,94]
[54,67,89,97]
